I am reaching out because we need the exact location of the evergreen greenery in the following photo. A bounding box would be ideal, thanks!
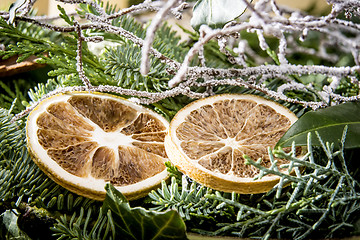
[150,131,360,239]
[0,0,360,239]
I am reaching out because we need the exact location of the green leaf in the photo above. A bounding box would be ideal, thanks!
[0,210,32,240]
[276,102,360,149]
[102,184,187,240]
[190,0,250,31]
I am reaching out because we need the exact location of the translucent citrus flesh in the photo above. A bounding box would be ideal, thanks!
[27,92,169,200]
[166,94,298,194]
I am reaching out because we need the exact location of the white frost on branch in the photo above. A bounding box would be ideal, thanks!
[2,0,360,121]
[140,0,182,75]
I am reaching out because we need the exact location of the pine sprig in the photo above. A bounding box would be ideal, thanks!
[0,16,110,88]
[0,108,106,238]
[0,109,37,200]
[26,79,60,105]
[103,44,170,92]
[52,207,113,240]
[0,79,31,114]
[0,17,60,48]
[149,171,237,230]
[149,176,216,220]
[149,129,360,239]
[233,134,359,239]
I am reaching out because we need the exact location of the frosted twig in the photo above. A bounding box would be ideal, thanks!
[32,12,78,21]
[18,0,37,17]
[270,0,283,18]
[107,1,184,19]
[1,13,182,70]
[233,41,248,67]
[170,2,189,20]
[1,14,86,32]
[140,0,181,75]
[12,86,88,122]
[187,65,359,79]
[74,21,93,90]
[95,24,180,70]
[192,79,326,109]
[169,22,256,87]
[12,83,206,121]
[278,33,288,65]
[198,26,209,67]
[245,0,268,22]
[3,0,360,120]
[218,36,243,66]
[286,35,339,63]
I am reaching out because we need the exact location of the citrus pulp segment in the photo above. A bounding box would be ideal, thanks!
[26,92,169,200]
[165,94,298,194]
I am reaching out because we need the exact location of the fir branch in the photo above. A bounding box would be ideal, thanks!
[52,207,112,240]
[149,176,218,221]
[103,44,171,92]
[0,79,31,114]
[0,108,108,238]
[150,131,360,239]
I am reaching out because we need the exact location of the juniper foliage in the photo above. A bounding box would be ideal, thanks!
[150,130,360,239]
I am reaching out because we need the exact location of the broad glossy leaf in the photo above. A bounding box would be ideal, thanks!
[276,102,360,149]
[191,0,250,31]
[102,184,187,240]
[1,210,31,240]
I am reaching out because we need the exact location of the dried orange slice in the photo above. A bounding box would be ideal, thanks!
[165,94,298,194]
[26,92,169,200]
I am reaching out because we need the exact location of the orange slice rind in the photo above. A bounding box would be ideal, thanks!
[26,92,169,200]
[165,94,299,194]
